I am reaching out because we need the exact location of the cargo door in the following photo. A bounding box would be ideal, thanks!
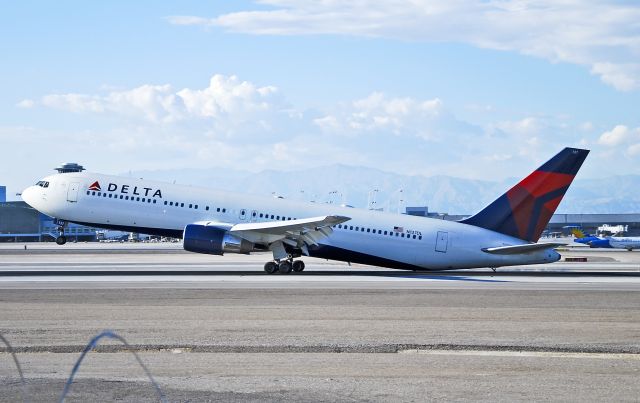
[435,231,448,253]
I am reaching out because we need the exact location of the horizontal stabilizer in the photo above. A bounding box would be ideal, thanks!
[482,242,565,255]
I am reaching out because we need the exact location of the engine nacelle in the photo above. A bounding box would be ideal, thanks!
[183,224,253,255]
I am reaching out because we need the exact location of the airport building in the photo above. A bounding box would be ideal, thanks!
[0,185,5,203]
[0,201,96,242]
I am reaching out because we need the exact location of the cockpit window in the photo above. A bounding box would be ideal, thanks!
[35,181,49,188]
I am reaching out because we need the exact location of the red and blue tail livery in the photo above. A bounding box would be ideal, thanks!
[461,148,589,242]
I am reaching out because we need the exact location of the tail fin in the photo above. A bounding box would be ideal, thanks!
[460,147,589,242]
[571,228,587,239]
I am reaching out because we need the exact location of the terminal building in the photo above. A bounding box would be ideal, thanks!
[0,201,97,242]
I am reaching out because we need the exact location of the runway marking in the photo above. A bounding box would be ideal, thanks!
[399,349,640,360]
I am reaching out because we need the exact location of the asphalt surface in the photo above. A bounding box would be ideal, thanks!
[0,243,639,401]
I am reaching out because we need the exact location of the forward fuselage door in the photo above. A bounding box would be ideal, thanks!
[435,231,448,253]
[67,182,80,203]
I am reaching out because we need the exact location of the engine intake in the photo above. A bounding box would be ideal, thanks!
[183,224,253,255]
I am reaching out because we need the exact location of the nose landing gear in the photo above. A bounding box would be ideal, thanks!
[54,219,67,245]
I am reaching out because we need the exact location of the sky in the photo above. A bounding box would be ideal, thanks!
[2,1,640,199]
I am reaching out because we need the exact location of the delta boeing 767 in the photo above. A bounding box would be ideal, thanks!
[21,148,589,273]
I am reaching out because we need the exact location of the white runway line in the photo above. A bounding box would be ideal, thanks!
[399,349,640,360]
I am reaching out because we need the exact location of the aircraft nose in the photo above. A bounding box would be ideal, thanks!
[21,186,38,208]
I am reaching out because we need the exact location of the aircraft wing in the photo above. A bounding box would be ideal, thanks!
[230,215,351,252]
[482,242,565,255]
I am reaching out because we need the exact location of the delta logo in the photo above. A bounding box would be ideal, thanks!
[88,180,163,198]
[88,181,101,191]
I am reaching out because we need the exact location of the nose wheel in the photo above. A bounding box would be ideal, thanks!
[54,219,67,245]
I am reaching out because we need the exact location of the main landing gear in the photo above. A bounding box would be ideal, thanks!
[263,258,305,275]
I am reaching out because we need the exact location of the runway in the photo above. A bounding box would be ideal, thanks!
[1,243,640,401]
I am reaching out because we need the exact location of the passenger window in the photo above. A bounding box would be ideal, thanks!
[361,228,364,232]
[142,198,146,202]
[418,236,422,240]
[125,196,129,200]
[222,208,226,213]
[92,191,96,196]
[103,193,107,197]
[259,213,263,218]
[153,199,156,204]
[195,205,198,209]
[97,192,101,196]
[108,194,112,198]
[401,233,405,238]
[350,226,353,230]
[120,195,123,199]
[270,215,274,219]
[366,228,370,233]
[252,212,256,217]
[189,204,192,208]
[206,206,209,211]
[164,201,167,205]
[137,197,141,201]
[384,231,387,235]
[180,203,184,207]
[355,227,359,231]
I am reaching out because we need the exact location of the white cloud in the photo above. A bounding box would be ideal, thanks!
[170,1,640,91]
[494,117,542,136]
[16,99,35,108]
[28,75,288,139]
[598,125,632,146]
[314,92,472,141]
[15,73,617,185]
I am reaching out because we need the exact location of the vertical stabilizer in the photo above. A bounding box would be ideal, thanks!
[460,148,589,242]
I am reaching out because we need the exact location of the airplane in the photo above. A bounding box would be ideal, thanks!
[571,228,640,251]
[570,228,610,247]
[21,147,589,273]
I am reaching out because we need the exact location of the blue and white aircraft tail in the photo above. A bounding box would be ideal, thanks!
[22,147,589,273]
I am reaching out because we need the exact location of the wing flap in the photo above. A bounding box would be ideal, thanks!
[230,215,350,245]
[482,242,565,255]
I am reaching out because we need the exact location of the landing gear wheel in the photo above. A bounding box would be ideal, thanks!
[55,236,67,245]
[264,261,278,274]
[292,260,305,272]
[278,261,293,274]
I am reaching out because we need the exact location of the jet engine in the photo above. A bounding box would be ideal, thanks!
[183,223,253,255]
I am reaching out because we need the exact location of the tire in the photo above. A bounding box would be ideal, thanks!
[292,260,305,272]
[264,261,278,274]
[278,261,293,274]
[55,236,67,245]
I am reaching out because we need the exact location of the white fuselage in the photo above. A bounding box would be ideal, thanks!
[608,237,640,250]
[21,172,560,270]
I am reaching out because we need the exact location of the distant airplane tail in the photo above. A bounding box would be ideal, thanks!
[460,147,589,242]
[571,228,587,239]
